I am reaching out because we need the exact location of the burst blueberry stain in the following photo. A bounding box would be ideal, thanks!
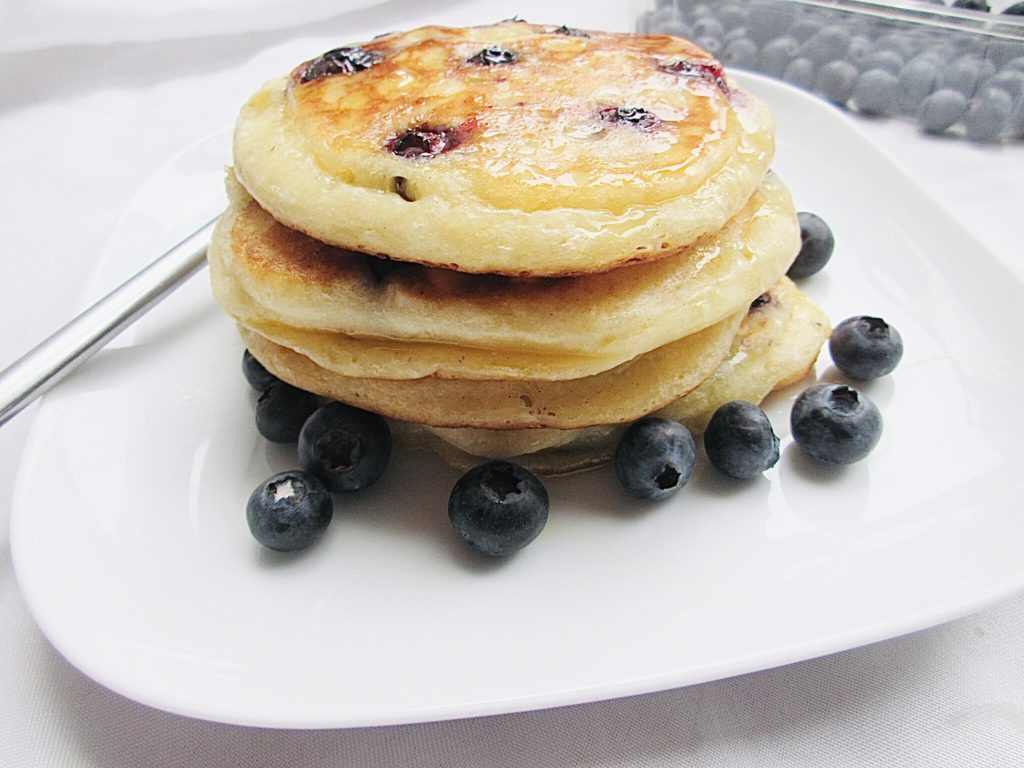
[387,121,476,158]
[661,58,728,91]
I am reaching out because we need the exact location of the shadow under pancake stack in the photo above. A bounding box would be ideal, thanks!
[207,20,831,475]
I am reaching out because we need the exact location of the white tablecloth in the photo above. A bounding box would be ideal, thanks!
[2,1,1023,764]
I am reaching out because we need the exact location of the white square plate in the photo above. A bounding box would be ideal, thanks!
[12,74,1024,728]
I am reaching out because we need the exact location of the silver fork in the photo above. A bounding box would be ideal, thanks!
[0,217,218,427]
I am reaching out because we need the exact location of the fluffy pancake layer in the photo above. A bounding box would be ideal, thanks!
[239,309,743,430]
[245,277,829,474]
[208,170,799,373]
[231,21,775,276]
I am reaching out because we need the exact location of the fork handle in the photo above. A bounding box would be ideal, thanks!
[0,217,218,428]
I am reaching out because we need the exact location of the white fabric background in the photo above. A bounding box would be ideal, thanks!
[1,1,1023,765]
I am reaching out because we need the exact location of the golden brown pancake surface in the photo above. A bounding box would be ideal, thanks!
[231,21,775,275]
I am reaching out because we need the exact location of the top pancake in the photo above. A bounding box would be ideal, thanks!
[232,21,775,276]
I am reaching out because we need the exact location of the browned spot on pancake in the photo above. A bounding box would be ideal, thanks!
[233,197,406,287]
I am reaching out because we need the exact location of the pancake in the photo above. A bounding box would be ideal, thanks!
[231,21,775,276]
[209,170,799,369]
[239,308,743,430]
[212,21,830,481]
[396,276,830,474]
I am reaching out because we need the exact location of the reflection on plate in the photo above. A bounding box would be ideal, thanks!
[11,74,1024,728]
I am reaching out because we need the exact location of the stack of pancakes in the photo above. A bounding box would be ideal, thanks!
[208,21,830,474]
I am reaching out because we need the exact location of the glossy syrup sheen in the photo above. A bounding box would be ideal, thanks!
[285,22,742,213]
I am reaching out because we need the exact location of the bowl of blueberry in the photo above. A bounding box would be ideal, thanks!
[637,0,1024,142]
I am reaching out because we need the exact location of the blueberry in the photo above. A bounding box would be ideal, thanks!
[759,37,799,77]
[298,47,382,83]
[448,461,549,557]
[861,50,904,76]
[965,87,1013,141]
[467,45,518,66]
[256,381,319,443]
[790,384,883,465]
[298,402,391,492]
[897,58,941,112]
[387,122,475,158]
[723,37,759,69]
[246,470,333,551]
[951,0,989,10]
[799,24,853,65]
[846,35,874,68]
[853,69,900,116]
[614,417,697,500]
[873,33,918,61]
[829,316,904,380]
[815,60,859,105]
[917,88,968,132]
[717,5,749,31]
[944,56,988,97]
[788,212,835,279]
[782,57,816,89]
[703,401,780,479]
[789,19,823,43]
[551,25,589,37]
[691,16,725,40]
[984,70,1024,100]
[696,36,723,57]
[242,349,279,392]
[723,26,753,45]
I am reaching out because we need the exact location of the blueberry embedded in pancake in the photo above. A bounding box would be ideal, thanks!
[231,21,775,276]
